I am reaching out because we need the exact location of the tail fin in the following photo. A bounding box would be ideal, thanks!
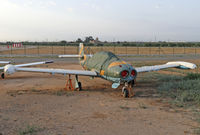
[79,43,84,57]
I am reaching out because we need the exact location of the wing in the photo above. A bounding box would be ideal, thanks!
[0,61,10,64]
[0,61,54,71]
[14,60,53,67]
[16,67,97,76]
[135,61,196,73]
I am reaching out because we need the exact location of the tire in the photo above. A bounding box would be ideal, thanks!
[123,89,129,98]
[1,73,4,79]
[78,82,82,91]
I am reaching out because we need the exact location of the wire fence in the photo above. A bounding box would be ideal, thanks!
[0,45,200,56]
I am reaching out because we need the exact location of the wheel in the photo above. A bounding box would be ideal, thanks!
[122,88,129,98]
[78,82,82,91]
[1,73,5,79]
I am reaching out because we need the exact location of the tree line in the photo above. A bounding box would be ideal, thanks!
[0,36,200,47]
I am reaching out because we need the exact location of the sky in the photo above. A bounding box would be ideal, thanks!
[0,0,200,42]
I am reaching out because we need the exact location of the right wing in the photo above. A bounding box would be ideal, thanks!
[16,67,97,76]
[135,61,197,73]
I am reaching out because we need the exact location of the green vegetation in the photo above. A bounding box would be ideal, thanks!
[138,102,148,109]
[18,125,42,135]
[157,72,200,107]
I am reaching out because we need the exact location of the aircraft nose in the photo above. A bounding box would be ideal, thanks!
[119,65,137,80]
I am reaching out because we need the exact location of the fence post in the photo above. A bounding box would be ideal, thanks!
[173,47,174,56]
[51,44,53,56]
[159,46,161,56]
[149,47,151,55]
[137,47,139,55]
[11,44,12,55]
[64,44,66,54]
[24,44,26,56]
[126,46,127,57]
[195,47,197,55]
[37,44,39,55]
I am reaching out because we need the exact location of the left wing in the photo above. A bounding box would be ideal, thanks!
[16,67,97,76]
[1,61,54,78]
[0,61,10,64]
[14,60,53,67]
[135,61,196,73]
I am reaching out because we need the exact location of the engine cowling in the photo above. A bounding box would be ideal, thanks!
[4,64,16,75]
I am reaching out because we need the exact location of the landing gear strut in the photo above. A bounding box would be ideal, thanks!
[75,75,82,91]
[65,75,82,91]
[122,80,135,98]
[65,74,74,90]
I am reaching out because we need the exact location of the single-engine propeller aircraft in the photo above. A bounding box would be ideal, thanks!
[1,43,196,98]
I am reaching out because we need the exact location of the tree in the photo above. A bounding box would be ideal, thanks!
[84,36,94,43]
[76,38,83,43]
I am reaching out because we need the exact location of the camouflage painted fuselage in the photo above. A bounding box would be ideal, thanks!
[80,51,137,83]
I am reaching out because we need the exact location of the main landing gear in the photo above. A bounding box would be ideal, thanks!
[122,80,135,98]
[65,75,82,91]
[1,73,5,79]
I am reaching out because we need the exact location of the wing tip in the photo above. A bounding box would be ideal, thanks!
[45,60,54,64]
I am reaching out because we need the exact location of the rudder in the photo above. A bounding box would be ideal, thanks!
[79,43,84,57]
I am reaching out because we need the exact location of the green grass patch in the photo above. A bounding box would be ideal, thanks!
[158,73,200,107]
[18,125,42,135]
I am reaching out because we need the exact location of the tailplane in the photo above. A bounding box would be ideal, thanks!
[58,43,93,58]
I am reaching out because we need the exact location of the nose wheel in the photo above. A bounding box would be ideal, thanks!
[122,87,129,98]
[122,81,135,98]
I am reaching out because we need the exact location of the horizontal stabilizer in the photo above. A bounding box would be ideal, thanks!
[59,54,93,58]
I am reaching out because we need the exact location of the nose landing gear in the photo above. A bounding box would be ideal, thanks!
[122,80,135,98]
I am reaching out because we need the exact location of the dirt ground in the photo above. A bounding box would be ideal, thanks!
[0,62,199,135]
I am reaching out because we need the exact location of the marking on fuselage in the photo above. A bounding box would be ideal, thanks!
[108,61,127,68]
[100,70,105,75]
